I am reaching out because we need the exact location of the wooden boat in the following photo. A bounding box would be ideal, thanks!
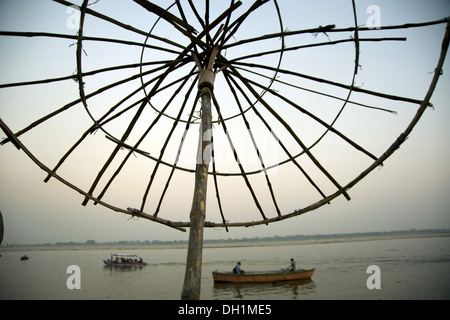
[103,253,147,267]
[20,255,29,261]
[212,268,315,283]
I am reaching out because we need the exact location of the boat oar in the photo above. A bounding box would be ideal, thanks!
[272,268,290,286]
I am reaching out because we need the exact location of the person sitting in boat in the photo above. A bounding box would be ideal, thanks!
[289,258,296,272]
[233,261,245,274]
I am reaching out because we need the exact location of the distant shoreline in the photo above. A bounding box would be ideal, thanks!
[1,231,449,252]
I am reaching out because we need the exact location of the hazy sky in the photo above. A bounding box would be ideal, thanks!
[0,0,449,245]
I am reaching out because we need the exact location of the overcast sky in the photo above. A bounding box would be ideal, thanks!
[1,0,449,245]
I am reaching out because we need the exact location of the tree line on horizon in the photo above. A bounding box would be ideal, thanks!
[3,228,448,248]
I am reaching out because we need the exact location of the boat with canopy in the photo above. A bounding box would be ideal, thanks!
[103,253,147,267]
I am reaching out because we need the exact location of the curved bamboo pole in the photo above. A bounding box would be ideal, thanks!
[0,31,183,54]
[51,0,185,50]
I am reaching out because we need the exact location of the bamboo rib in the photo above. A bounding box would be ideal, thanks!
[133,0,198,35]
[187,0,205,30]
[233,61,428,106]
[205,0,210,28]
[0,31,183,55]
[216,0,235,49]
[136,0,210,50]
[329,17,449,34]
[222,17,448,51]
[0,118,21,150]
[222,24,336,50]
[51,0,185,50]
[229,37,406,64]
[0,59,181,89]
[178,1,195,29]
[220,0,270,46]
[187,0,213,48]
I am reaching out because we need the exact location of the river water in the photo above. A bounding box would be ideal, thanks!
[1,236,449,300]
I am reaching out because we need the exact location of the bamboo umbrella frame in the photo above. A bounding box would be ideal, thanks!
[0,0,449,299]
[1,1,447,225]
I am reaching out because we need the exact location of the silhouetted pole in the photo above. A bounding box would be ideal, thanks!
[0,210,3,246]
[181,48,217,300]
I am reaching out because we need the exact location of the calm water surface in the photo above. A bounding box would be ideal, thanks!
[1,236,449,300]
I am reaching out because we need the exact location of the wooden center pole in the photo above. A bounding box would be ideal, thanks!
[181,48,217,300]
